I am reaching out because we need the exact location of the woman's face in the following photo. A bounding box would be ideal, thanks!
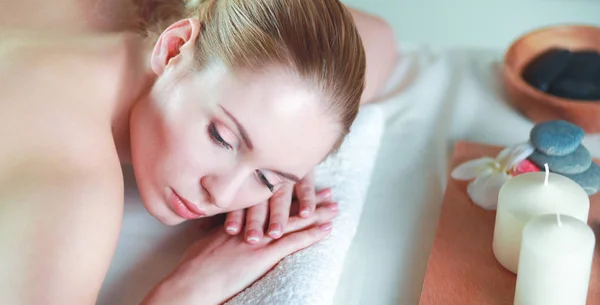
[130,61,339,225]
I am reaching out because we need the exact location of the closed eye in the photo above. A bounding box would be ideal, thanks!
[256,170,275,192]
[208,122,233,150]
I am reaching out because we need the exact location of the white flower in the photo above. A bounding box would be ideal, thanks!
[451,142,535,210]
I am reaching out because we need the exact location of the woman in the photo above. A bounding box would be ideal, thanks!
[0,0,397,304]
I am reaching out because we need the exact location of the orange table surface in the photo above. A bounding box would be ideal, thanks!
[419,141,600,305]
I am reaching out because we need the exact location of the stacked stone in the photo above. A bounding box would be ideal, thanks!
[529,120,600,196]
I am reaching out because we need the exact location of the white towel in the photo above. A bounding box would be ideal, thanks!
[226,104,385,305]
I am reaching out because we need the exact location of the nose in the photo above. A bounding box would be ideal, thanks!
[201,168,248,209]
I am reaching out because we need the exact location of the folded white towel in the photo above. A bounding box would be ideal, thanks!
[226,104,385,305]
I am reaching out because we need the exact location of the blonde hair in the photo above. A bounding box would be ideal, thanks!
[134,0,365,150]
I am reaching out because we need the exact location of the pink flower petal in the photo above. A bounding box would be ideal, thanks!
[510,159,540,176]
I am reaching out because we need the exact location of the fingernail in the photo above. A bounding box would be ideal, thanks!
[318,188,332,200]
[330,203,339,212]
[319,222,333,231]
[268,223,282,238]
[300,209,310,217]
[246,230,261,243]
[225,222,238,233]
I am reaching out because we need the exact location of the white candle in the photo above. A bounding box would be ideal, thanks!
[514,214,595,305]
[492,168,590,273]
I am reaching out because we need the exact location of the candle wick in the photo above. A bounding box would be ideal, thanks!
[544,162,562,226]
[544,163,549,186]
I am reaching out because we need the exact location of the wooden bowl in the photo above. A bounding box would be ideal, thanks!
[502,25,600,133]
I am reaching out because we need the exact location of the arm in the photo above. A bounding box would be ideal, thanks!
[0,164,124,305]
[348,7,399,104]
[142,202,338,305]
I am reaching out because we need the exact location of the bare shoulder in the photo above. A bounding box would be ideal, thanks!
[0,31,147,168]
[347,8,398,104]
[0,148,124,304]
[0,30,147,94]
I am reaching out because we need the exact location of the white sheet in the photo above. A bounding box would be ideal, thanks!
[332,46,600,305]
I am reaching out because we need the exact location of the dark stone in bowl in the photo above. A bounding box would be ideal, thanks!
[560,50,600,80]
[522,48,600,101]
[522,48,571,92]
[548,78,600,100]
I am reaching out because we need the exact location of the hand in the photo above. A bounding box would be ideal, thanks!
[223,170,332,243]
[142,201,339,305]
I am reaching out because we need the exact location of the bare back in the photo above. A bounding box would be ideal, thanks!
[0,32,143,304]
[0,0,139,33]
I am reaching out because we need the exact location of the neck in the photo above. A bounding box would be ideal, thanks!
[112,42,156,164]
[111,95,136,165]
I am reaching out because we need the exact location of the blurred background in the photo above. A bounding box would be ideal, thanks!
[343,0,600,49]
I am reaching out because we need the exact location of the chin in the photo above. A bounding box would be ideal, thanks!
[147,205,183,226]
[131,167,186,227]
[140,190,188,226]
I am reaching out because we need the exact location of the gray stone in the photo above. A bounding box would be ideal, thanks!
[564,162,600,196]
[530,120,585,156]
[529,144,592,175]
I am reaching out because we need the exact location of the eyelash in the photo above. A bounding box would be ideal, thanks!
[208,122,233,150]
[256,170,275,193]
[208,122,274,192]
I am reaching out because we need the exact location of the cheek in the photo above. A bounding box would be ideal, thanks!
[131,101,206,180]
[162,125,215,180]
[175,121,239,168]
[130,102,165,169]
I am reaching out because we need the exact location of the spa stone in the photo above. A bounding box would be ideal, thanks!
[564,162,600,196]
[522,48,571,92]
[549,78,600,101]
[529,144,592,175]
[547,50,600,100]
[530,120,584,156]
[522,48,600,100]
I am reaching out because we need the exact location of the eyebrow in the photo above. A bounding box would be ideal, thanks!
[220,106,253,150]
[219,106,301,184]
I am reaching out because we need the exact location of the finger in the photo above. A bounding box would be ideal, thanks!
[292,187,330,201]
[267,185,293,239]
[295,171,316,218]
[244,201,268,244]
[285,202,338,234]
[224,209,245,235]
[288,195,332,221]
[316,188,332,202]
[268,222,333,258]
[257,202,337,247]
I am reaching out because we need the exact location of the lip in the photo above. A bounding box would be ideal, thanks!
[168,189,206,220]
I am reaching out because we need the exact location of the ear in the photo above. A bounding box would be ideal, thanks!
[151,18,201,75]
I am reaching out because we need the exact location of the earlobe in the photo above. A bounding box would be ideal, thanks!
[150,18,202,75]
